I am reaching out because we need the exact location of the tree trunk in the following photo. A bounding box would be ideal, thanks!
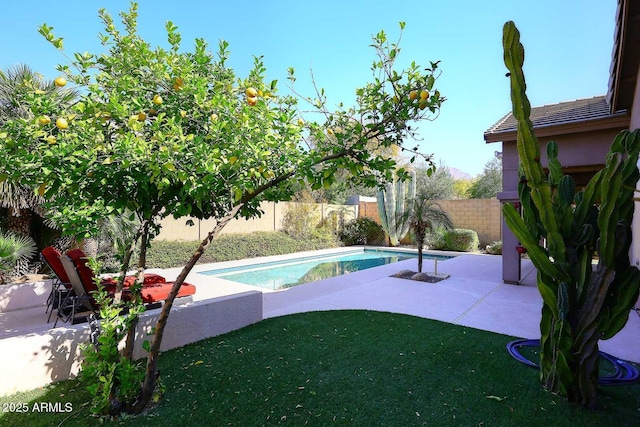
[132,207,242,414]
[123,227,150,361]
[7,207,32,237]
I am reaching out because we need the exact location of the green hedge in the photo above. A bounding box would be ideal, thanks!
[146,231,340,268]
[442,228,479,252]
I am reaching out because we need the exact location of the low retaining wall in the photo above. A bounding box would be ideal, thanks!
[0,280,51,312]
[0,291,263,396]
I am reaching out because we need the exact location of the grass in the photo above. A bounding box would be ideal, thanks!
[1,311,639,426]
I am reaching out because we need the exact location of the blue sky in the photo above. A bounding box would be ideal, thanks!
[0,1,616,176]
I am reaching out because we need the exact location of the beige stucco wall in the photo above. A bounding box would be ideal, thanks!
[435,199,502,246]
[358,198,502,246]
[156,201,357,241]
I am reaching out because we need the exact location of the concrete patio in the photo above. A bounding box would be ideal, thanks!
[1,249,638,396]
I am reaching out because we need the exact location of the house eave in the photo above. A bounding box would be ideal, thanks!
[483,112,630,143]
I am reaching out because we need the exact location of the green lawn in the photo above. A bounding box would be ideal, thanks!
[1,310,639,426]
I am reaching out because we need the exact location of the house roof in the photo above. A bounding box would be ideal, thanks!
[484,96,616,136]
[485,0,639,143]
[606,0,640,113]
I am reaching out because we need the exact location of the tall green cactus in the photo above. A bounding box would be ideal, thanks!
[376,169,416,246]
[502,21,640,408]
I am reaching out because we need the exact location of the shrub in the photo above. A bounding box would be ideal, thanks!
[340,217,386,246]
[281,192,321,239]
[485,240,502,255]
[146,231,340,268]
[442,228,479,252]
[424,227,447,250]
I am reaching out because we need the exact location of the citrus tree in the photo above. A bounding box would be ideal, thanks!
[0,3,445,415]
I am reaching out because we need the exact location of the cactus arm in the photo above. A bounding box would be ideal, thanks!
[598,266,640,339]
[376,189,389,235]
[573,170,602,226]
[547,141,563,187]
[503,203,567,282]
[503,21,567,263]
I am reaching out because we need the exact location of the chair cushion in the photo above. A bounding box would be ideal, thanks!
[41,246,71,286]
[139,282,196,304]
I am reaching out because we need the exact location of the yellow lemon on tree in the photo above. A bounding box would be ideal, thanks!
[420,90,430,100]
[409,90,418,100]
[137,112,147,121]
[152,94,163,105]
[39,116,51,126]
[210,113,218,121]
[247,96,258,106]
[46,135,57,144]
[55,117,68,130]
[246,87,258,97]
[54,77,67,87]
[173,78,184,91]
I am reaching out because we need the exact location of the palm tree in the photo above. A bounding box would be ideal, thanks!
[0,231,37,283]
[401,193,453,272]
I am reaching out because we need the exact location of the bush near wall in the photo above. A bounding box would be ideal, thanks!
[423,227,447,250]
[146,231,340,268]
[485,240,502,255]
[442,228,480,252]
[340,218,386,246]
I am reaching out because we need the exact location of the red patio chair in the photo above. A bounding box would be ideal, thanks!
[55,250,196,326]
[41,246,73,323]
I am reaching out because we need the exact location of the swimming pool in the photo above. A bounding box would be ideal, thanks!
[201,249,451,290]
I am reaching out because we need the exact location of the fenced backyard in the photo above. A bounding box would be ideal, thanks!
[158,198,503,247]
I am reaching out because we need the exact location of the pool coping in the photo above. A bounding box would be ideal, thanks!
[197,246,453,280]
[188,246,460,275]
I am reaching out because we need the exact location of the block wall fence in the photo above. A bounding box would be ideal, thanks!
[156,201,358,241]
[358,198,502,246]
[157,199,502,246]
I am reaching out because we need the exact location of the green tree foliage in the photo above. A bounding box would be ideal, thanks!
[453,178,473,199]
[401,194,452,272]
[415,162,455,200]
[0,3,445,416]
[0,64,78,255]
[469,156,502,199]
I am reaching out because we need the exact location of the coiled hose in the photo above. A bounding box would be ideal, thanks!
[506,339,639,385]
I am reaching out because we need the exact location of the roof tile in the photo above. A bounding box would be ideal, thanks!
[484,96,612,135]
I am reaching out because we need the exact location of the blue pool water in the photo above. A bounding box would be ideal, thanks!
[201,250,451,290]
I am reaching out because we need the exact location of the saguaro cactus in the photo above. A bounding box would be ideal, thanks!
[376,169,416,246]
[502,21,640,408]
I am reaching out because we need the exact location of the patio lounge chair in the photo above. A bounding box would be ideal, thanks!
[41,246,167,322]
[40,246,74,323]
[55,249,196,326]
[65,248,167,289]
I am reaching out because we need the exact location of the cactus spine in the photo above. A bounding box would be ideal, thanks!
[376,169,416,246]
[502,21,640,408]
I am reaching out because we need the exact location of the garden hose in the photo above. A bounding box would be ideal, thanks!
[506,339,639,385]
